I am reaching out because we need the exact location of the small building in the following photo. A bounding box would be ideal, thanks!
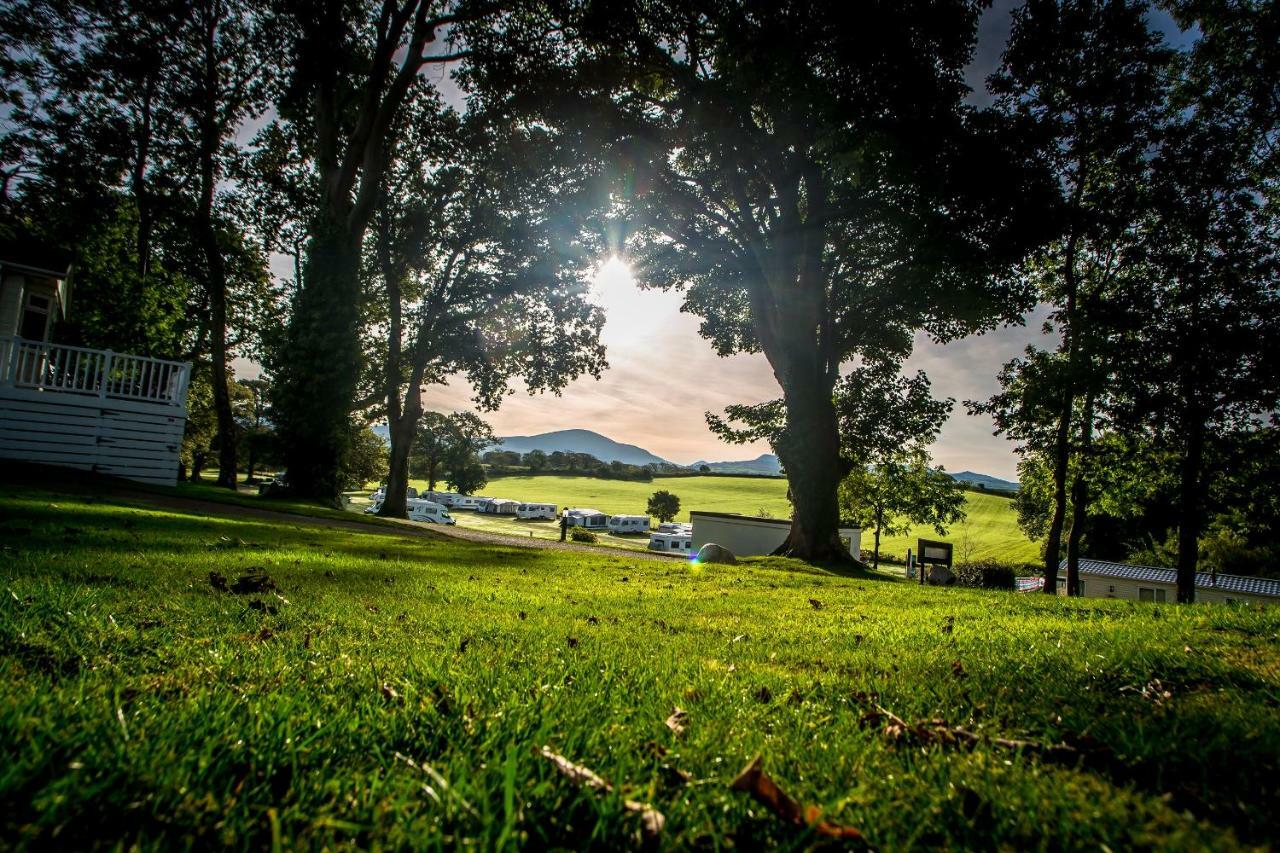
[607,514,650,534]
[649,530,693,553]
[690,511,861,558]
[1057,559,1280,605]
[564,508,608,529]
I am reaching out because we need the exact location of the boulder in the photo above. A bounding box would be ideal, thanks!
[696,543,737,564]
[926,564,955,586]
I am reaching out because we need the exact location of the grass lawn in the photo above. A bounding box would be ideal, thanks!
[3,482,1278,848]
[406,474,1040,564]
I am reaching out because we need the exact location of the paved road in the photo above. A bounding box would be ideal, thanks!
[111,487,686,563]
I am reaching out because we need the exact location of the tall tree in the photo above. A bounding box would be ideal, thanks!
[483,0,1047,561]
[408,411,497,493]
[971,0,1172,593]
[271,0,484,503]
[363,87,605,518]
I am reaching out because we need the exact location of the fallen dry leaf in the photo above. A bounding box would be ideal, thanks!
[808,598,823,610]
[208,572,229,592]
[539,747,665,839]
[381,683,403,703]
[729,756,865,841]
[231,572,277,594]
[665,706,688,737]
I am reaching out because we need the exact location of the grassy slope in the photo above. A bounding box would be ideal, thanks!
[417,475,1040,564]
[3,485,1278,849]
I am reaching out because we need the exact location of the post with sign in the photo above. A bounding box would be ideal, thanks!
[916,538,954,586]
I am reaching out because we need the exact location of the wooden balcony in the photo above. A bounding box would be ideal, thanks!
[0,336,192,485]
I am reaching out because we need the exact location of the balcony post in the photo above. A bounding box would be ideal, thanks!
[100,349,113,400]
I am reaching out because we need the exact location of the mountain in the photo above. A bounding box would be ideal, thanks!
[493,429,672,466]
[689,453,783,476]
[948,470,1018,492]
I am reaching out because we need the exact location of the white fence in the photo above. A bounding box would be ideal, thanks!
[0,335,190,410]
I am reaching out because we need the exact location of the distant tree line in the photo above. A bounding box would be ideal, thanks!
[482,449,658,482]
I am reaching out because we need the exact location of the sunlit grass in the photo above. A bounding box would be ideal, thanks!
[2,483,1277,847]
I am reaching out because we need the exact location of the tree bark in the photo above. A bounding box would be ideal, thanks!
[380,406,419,518]
[1065,392,1094,596]
[195,5,238,491]
[872,507,882,572]
[1175,413,1205,604]
[771,379,854,563]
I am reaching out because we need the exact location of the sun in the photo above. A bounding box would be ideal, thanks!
[591,256,636,298]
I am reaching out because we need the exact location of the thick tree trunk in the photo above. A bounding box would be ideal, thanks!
[275,223,364,503]
[872,511,882,572]
[1065,394,1094,596]
[772,381,854,563]
[380,412,418,518]
[1175,416,1205,604]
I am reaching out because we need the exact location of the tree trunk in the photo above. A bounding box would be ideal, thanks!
[771,380,854,563]
[380,410,418,518]
[1043,391,1075,593]
[196,15,237,491]
[275,223,364,503]
[1175,415,1205,604]
[872,509,882,572]
[1065,393,1094,596]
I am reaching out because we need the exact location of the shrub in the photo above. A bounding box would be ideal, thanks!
[952,560,1017,591]
[570,529,598,544]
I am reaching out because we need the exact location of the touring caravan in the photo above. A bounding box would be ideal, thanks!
[649,531,693,553]
[407,499,455,525]
[425,491,461,507]
[516,502,558,520]
[452,495,488,510]
[564,508,608,529]
[607,514,651,534]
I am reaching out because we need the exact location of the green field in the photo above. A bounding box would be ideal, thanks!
[2,483,1278,848]
[395,474,1041,564]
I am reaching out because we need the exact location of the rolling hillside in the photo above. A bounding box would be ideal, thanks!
[491,429,671,466]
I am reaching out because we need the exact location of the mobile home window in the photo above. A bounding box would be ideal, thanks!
[1138,587,1167,603]
[20,293,51,340]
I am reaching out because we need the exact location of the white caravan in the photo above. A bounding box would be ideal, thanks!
[480,498,520,515]
[607,514,651,534]
[426,490,461,506]
[516,502,558,520]
[407,499,455,525]
[657,521,692,535]
[452,495,488,510]
[649,531,693,553]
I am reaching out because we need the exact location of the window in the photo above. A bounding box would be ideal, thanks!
[1138,587,1167,603]
[19,293,51,341]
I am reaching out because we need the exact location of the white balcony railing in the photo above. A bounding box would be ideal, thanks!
[0,335,191,410]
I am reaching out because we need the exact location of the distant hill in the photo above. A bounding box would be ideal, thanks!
[493,429,671,467]
[949,470,1018,492]
[689,453,783,476]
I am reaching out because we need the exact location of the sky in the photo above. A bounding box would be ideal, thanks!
[415,0,1045,480]
[238,2,1187,481]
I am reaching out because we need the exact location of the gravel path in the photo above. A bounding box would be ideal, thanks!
[110,487,685,562]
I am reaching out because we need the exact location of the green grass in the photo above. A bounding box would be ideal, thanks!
[3,482,1279,848]
[406,474,1040,564]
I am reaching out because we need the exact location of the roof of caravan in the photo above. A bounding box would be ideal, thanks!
[1062,558,1280,598]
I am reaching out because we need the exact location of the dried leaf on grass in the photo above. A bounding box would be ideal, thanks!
[729,756,866,842]
[861,705,1101,767]
[665,706,688,737]
[808,598,823,610]
[208,572,228,591]
[539,746,665,839]
[231,572,277,594]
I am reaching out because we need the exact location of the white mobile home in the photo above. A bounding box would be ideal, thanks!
[516,502,557,520]
[690,511,861,558]
[607,514,650,534]
[452,495,488,510]
[657,522,692,535]
[564,508,608,529]
[1057,559,1279,605]
[425,490,460,506]
[407,499,455,525]
[649,531,693,553]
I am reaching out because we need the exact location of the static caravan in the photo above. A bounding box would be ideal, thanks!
[426,490,461,506]
[1056,558,1279,605]
[649,531,693,553]
[407,499,455,525]
[657,522,692,535]
[607,514,651,534]
[452,495,488,510]
[516,502,558,520]
[480,498,520,515]
[565,508,608,529]
[690,511,861,558]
